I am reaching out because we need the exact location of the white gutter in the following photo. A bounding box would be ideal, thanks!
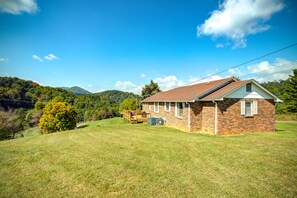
[213,101,218,135]
[186,102,191,131]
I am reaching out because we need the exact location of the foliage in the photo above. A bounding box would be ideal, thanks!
[0,121,296,197]
[284,69,297,113]
[119,98,141,112]
[74,94,119,122]
[39,101,77,133]
[141,80,161,99]
[0,77,76,110]
[0,108,28,140]
[96,90,140,104]
[261,69,297,114]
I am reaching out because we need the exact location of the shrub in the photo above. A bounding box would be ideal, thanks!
[39,102,77,133]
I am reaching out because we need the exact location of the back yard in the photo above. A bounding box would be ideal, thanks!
[0,119,296,197]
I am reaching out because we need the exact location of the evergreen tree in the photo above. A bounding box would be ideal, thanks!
[284,69,297,113]
[141,80,161,99]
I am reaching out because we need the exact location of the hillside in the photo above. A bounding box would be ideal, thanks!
[61,86,92,95]
[0,119,296,197]
[95,90,141,104]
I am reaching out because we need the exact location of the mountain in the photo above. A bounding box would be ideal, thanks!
[95,90,141,104]
[61,86,92,95]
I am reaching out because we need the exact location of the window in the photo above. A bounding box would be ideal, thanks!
[246,83,252,92]
[148,103,151,111]
[245,101,252,116]
[175,102,183,118]
[165,102,171,112]
[241,100,258,116]
[154,102,159,113]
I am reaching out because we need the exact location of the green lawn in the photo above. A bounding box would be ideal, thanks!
[0,119,296,197]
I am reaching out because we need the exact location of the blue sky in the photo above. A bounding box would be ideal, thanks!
[0,0,296,94]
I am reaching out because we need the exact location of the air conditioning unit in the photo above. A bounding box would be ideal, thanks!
[148,117,164,125]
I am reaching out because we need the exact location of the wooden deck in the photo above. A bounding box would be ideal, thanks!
[122,110,150,124]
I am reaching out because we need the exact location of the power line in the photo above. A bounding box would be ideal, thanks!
[190,42,297,84]
[237,62,297,78]
[0,98,34,103]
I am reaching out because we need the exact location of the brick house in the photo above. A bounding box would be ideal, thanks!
[141,77,281,135]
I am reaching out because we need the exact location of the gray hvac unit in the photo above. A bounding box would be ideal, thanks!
[148,117,164,125]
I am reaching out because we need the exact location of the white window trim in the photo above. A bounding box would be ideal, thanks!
[148,103,151,111]
[154,102,159,113]
[241,100,258,116]
[164,102,171,112]
[176,102,183,118]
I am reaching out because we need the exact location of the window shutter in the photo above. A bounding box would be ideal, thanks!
[175,102,177,117]
[241,101,245,115]
[253,101,258,114]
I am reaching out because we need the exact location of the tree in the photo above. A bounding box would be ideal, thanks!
[119,98,141,112]
[284,69,297,113]
[141,80,161,99]
[0,108,28,140]
[39,101,77,133]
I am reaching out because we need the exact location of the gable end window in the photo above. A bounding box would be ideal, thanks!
[246,83,252,92]
[154,102,159,113]
[165,102,171,112]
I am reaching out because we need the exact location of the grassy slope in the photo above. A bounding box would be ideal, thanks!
[0,119,296,197]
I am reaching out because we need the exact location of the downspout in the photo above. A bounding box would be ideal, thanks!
[213,101,218,135]
[186,102,191,132]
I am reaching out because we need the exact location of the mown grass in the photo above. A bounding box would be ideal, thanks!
[0,119,296,197]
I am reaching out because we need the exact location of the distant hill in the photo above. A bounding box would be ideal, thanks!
[61,86,92,95]
[95,90,141,104]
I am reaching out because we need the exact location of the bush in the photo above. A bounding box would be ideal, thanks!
[39,102,77,133]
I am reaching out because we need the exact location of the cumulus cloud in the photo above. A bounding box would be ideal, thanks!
[32,55,43,62]
[154,75,184,90]
[189,74,224,84]
[247,58,296,82]
[0,0,38,15]
[87,84,92,87]
[0,57,9,62]
[141,74,146,78]
[44,54,58,61]
[115,80,142,94]
[216,43,224,48]
[197,0,284,48]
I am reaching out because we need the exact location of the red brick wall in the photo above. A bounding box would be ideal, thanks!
[217,98,275,135]
[201,102,215,134]
[143,98,276,135]
[142,102,190,131]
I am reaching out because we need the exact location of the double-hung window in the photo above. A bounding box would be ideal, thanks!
[175,102,183,118]
[165,102,170,112]
[154,102,159,113]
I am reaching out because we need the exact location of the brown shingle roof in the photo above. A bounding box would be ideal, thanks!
[201,80,250,100]
[142,77,235,102]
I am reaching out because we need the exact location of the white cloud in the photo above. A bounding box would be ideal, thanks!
[32,55,43,62]
[189,74,224,84]
[141,74,146,78]
[0,0,38,15]
[154,75,184,91]
[247,58,296,82]
[115,80,142,94]
[197,0,284,48]
[0,57,9,62]
[216,43,224,48]
[44,54,58,61]
[88,84,92,87]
